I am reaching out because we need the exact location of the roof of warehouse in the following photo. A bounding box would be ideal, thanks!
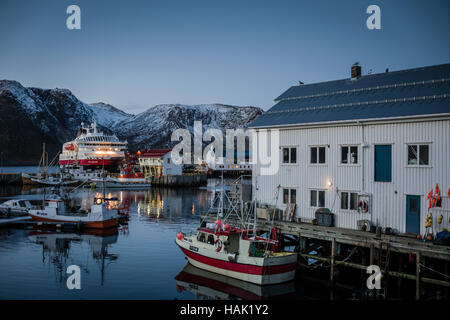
[249,63,450,128]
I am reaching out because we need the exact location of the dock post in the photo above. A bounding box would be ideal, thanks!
[330,238,336,283]
[416,252,421,300]
[369,243,374,265]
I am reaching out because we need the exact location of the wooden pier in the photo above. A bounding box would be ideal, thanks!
[0,173,22,185]
[204,215,450,299]
[150,174,207,187]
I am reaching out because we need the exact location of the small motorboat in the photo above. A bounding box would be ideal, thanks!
[0,199,34,216]
[28,194,119,229]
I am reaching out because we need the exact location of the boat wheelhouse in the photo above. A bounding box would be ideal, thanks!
[0,199,34,216]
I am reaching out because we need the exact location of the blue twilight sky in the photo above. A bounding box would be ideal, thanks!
[0,0,449,114]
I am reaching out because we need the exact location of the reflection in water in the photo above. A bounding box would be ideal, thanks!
[28,229,119,286]
[0,184,220,299]
[175,263,297,300]
[135,188,209,220]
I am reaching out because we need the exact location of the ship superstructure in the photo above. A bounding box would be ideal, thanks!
[59,122,127,173]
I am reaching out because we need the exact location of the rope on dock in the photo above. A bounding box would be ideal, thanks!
[300,247,358,269]
[419,263,450,279]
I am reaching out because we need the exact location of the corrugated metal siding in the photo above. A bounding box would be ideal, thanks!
[252,119,450,233]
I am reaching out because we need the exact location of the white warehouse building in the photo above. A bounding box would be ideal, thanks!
[249,63,450,235]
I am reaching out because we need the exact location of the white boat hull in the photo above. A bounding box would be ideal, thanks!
[176,237,297,285]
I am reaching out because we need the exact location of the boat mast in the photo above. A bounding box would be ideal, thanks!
[253,175,257,237]
[219,170,224,219]
[39,143,45,177]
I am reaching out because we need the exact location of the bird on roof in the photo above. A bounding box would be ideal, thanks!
[353,61,360,66]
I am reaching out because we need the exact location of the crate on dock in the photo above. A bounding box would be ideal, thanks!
[315,208,334,227]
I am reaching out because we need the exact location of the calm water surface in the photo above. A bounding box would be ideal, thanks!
[0,171,424,300]
[0,184,212,299]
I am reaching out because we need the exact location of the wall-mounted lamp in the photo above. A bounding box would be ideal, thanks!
[327,180,333,188]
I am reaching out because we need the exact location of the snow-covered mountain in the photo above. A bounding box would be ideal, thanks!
[0,80,96,164]
[0,80,262,164]
[114,104,262,149]
[89,102,133,128]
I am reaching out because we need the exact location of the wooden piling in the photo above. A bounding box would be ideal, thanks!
[330,238,335,282]
[370,243,374,265]
[416,252,421,300]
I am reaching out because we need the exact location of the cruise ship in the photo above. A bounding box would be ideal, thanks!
[59,122,127,173]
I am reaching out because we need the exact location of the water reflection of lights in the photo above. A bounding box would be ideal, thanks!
[137,194,164,218]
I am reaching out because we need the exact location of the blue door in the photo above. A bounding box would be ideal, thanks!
[406,195,421,234]
[374,145,392,182]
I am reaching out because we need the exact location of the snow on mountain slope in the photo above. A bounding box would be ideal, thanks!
[89,102,133,127]
[113,104,262,149]
[0,80,95,164]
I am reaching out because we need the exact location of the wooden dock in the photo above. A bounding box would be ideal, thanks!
[266,220,450,261]
[0,173,22,185]
[203,215,450,298]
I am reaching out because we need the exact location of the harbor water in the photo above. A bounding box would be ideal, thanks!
[0,171,437,300]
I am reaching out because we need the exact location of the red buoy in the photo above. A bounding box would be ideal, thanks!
[176,232,184,240]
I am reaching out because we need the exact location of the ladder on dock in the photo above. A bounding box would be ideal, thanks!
[378,241,391,299]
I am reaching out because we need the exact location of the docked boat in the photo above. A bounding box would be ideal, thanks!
[92,178,151,189]
[0,199,34,216]
[92,163,150,189]
[22,143,71,186]
[30,175,80,186]
[28,194,119,229]
[175,176,298,285]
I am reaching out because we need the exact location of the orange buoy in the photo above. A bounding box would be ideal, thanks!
[416,235,422,240]
[435,184,440,195]
[176,232,184,240]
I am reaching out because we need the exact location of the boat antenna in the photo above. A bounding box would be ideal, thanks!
[253,175,258,238]
[263,184,281,256]
[219,169,224,219]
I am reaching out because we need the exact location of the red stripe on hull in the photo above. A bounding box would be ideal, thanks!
[59,159,120,166]
[30,215,118,229]
[179,247,296,276]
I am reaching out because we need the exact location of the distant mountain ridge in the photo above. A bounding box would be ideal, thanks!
[0,80,262,165]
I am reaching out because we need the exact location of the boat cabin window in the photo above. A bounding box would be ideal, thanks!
[207,234,215,245]
[18,201,26,207]
[197,232,206,243]
[249,241,267,257]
